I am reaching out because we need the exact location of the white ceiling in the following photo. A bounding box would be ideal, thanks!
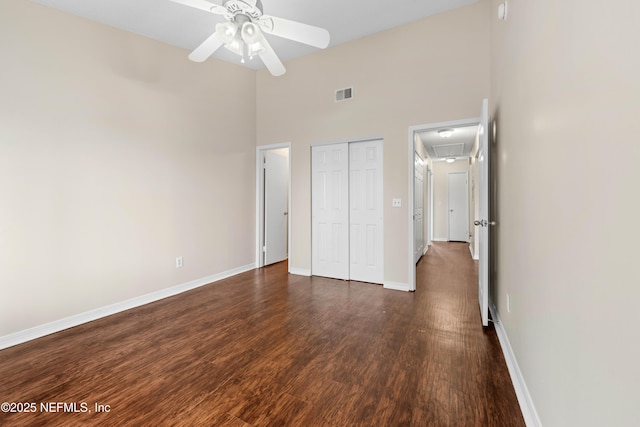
[30,0,480,70]
[417,125,478,161]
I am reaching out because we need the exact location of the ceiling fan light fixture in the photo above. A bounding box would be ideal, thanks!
[241,21,265,59]
[224,34,245,57]
[247,41,265,59]
[216,21,238,44]
[241,22,263,44]
[438,129,454,138]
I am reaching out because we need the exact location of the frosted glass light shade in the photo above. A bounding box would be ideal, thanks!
[217,22,238,44]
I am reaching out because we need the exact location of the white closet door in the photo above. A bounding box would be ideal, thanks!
[349,140,383,284]
[311,144,349,280]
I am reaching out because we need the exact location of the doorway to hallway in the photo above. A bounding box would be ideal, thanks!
[407,99,492,329]
[407,117,479,292]
[256,143,291,268]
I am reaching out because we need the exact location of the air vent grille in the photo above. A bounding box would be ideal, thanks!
[335,87,353,102]
[433,143,465,158]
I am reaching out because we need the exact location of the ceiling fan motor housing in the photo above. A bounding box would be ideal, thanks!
[223,0,263,20]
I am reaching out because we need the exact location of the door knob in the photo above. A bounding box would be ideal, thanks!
[474,220,496,227]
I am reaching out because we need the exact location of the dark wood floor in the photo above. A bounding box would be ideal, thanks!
[0,242,524,426]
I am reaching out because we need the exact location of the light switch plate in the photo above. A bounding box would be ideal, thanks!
[392,198,402,208]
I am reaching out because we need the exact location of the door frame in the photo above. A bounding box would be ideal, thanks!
[427,167,433,248]
[256,142,291,269]
[414,152,426,263]
[407,118,479,291]
[310,137,384,284]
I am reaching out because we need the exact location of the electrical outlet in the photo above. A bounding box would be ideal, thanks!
[392,198,402,208]
[176,256,183,268]
[507,293,510,313]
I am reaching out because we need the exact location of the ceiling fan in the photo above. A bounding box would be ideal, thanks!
[169,0,331,76]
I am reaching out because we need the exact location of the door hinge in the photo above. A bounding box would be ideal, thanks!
[262,246,267,252]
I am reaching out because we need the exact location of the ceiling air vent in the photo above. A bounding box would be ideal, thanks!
[335,87,353,102]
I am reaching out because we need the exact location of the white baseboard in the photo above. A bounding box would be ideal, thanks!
[0,263,255,351]
[469,244,479,260]
[432,237,448,242]
[489,303,542,427]
[288,267,311,276]
[383,281,411,292]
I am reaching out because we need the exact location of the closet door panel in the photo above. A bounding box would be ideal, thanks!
[312,144,349,280]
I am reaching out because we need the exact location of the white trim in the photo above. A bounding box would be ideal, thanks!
[288,267,311,277]
[408,117,480,292]
[383,281,411,292]
[407,128,416,290]
[489,303,542,427]
[427,168,433,247]
[469,244,479,260]
[0,264,255,351]
[256,143,292,268]
[310,135,384,147]
[432,237,448,242]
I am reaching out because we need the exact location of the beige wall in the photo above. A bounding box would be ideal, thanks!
[490,0,640,425]
[431,160,470,241]
[0,1,257,336]
[257,1,490,284]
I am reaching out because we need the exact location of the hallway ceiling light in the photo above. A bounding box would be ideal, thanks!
[446,158,456,163]
[438,129,454,138]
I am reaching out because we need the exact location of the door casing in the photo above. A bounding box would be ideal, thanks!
[310,138,384,284]
[264,149,289,265]
[408,118,480,291]
[256,143,291,269]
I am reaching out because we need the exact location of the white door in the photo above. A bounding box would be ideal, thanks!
[312,144,349,280]
[448,172,469,242]
[350,140,383,284]
[477,98,491,327]
[414,154,424,263]
[264,149,288,265]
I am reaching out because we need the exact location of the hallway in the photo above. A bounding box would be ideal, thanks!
[0,242,524,426]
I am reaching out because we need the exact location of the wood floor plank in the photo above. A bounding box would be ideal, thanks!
[0,242,524,426]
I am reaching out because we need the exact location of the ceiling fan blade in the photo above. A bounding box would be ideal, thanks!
[168,0,226,14]
[258,38,286,76]
[258,15,330,49]
[188,31,225,62]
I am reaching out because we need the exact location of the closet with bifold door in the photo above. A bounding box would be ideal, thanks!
[311,139,383,284]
